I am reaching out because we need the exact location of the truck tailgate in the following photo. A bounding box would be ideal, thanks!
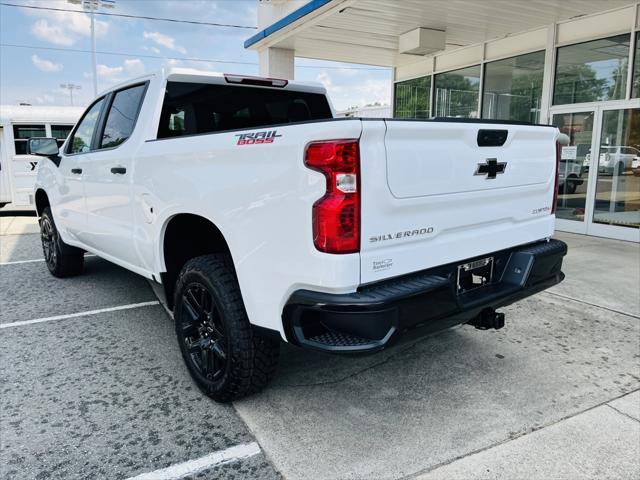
[359,119,559,285]
[386,122,555,197]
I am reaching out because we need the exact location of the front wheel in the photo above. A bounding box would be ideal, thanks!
[173,254,279,402]
[40,207,84,277]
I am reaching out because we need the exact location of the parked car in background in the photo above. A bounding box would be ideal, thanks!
[597,145,639,175]
[30,69,567,402]
[0,105,82,211]
[632,151,640,176]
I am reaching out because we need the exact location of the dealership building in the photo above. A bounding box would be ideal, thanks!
[246,0,640,242]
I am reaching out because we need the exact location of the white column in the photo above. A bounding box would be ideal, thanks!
[258,47,295,79]
[539,24,557,125]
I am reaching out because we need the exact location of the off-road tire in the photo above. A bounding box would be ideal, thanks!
[40,207,84,277]
[173,254,279,402]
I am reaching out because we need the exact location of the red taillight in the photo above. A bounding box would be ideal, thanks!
[552,141,561,214]
[304,140,360,254]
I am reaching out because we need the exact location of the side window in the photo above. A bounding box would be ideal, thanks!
[13,124,45,155]
[68,97,105,154]
[100,84,146,149]
[51,125,73,148]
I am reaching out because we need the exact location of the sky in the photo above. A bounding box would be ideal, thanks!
[0,0,392,110]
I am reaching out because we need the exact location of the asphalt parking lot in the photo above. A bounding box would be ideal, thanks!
[1,217,639,480]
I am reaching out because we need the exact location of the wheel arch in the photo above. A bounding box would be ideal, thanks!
[160,213,235,310]
[35,189,50,217]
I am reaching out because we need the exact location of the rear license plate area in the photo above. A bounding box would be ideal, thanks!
[457,257,493,294]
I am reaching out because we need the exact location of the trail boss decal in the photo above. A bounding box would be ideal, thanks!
[235,130,282,146]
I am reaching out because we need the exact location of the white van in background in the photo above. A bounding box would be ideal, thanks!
[0,105,82,211]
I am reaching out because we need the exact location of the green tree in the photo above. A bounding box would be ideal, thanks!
[394,76,430,118]
[504,71,543,123]
[606,62,628,100]
[553,64,607,105]
[434,73,479,118]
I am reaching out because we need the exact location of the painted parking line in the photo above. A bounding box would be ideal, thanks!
[0,254,96,266]
[126,442,262,480]
[0,301,160,329]
[0,258,48,265]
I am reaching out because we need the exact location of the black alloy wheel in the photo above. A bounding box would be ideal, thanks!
[39,207,84,277]
[180,282,228,382]
[173,254,280,402]
[40,215,57,271]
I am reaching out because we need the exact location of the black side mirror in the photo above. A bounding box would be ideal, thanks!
[27,137,59,157]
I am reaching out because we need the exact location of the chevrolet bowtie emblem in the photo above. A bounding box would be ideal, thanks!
[475,158,507,179]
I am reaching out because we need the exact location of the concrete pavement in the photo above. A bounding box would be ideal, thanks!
[549,232,640,316]
[415,392,640,480]
[0,213,39,236]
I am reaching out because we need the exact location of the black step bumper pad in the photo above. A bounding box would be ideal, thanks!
[282,239,567,353]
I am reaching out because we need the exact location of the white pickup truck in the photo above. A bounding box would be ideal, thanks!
[30,69,567,402]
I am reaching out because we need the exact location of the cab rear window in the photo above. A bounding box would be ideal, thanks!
[157,82,332,139]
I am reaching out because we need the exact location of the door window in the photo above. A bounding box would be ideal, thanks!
[67,97,106,154]
[100,83,147,149]
[13,124,45,155]
[593,108,640,229]
[552,111,594,222]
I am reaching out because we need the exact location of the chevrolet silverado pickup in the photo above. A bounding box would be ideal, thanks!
[29,69,567,402]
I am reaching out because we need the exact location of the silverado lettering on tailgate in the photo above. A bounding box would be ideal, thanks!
[369,227,434,243]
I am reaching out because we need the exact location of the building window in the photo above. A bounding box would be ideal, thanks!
[482,51,545,123]
[553,34,630,106]
[434,65,481,118]
[633,32,640,98]
[13,124,45,155]
[394,76,431,118]
[51,125,73,149]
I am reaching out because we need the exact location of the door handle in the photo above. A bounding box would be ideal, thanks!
[110,167,126,174]
[71,168,82,174]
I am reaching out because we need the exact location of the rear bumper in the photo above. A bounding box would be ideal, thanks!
[282,239,567,353]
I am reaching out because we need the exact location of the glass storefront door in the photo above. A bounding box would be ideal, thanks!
[552,104,640,242]
[553,110,595,228]
[592,108,640,229]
